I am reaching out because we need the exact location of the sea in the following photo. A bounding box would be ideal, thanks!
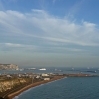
[0,67,99,99]
[13,76,99,99]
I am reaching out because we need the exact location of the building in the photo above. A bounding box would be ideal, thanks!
[42,73,49,77]
[0,64,19,70]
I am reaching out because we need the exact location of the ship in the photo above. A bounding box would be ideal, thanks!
[28,68,36,70]
[39,68,46,70]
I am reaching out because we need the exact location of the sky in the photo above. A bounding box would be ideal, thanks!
[0,0,99,67]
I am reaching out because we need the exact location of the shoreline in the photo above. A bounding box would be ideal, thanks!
[7,76,65,99]
[1,73,95,99]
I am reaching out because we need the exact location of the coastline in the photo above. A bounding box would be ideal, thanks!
[7,76,65,99]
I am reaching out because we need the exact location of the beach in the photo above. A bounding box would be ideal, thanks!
[0,73,94,99]
[7,76,65,99]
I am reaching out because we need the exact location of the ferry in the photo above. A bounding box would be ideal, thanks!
[86,70,97,73]
[39,68,46,70]
[28,68,36,70]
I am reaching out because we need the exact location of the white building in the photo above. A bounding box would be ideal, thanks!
[42,73,49,77]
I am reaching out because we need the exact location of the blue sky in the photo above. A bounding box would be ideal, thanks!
[0,0,99,67]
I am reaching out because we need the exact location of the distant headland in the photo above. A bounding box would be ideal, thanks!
[0,64,19,70]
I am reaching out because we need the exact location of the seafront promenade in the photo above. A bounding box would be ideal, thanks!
[0,73,98,99]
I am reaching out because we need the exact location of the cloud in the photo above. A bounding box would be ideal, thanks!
[0,42,83,52]
[67,0,86,19]
[5,43,22,47]
[0,9,99,54]
[0,43,39,52]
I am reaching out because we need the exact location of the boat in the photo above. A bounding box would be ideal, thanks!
[28,68,36,70]
[86,70,96,73]
[55,69,62,72]
[39,68,46,70]
[19,68,24,71]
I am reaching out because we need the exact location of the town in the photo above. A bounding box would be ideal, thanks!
[0,71,67,99]
[0,64,98,99]
[0,64,19,70]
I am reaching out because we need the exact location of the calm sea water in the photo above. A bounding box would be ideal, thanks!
[1,67,99,74]
[13,77,99,99]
